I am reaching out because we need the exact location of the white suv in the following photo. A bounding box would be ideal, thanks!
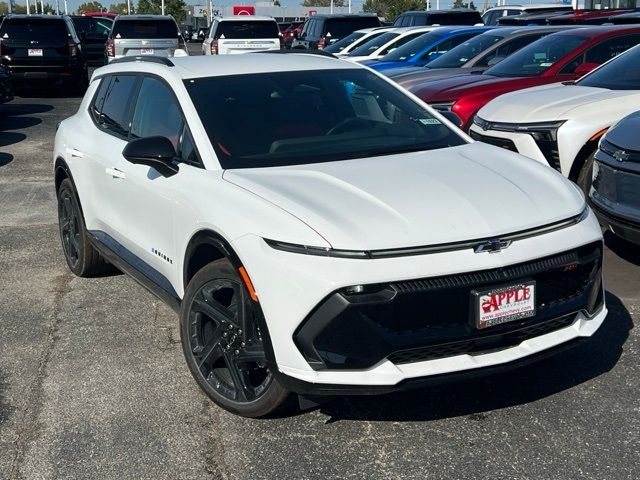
[470,44,640,194]
[202,16,281,55]
[54,54,606,417]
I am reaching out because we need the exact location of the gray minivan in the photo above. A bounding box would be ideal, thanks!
[106,15,187,63]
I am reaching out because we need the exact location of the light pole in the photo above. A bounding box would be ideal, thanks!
[64,0,68,14]
[26,0,30,15]
[127,0,131,14]
[161,0,165,15]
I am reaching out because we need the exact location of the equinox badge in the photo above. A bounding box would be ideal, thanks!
[474,239,512,254]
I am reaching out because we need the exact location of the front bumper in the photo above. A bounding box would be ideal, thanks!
[232,209,605,390]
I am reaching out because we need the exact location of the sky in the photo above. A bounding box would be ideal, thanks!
[10,0,572,15]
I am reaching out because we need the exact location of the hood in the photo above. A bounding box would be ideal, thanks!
[605,110,640,151]
[410,73,507,101]
[223,143,584,251]
[392,67,473,88]
[477,83,639,122]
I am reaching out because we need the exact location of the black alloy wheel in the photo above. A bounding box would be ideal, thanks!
[59,185,81,270]
[57,178,110,277]
[181,260,289,417]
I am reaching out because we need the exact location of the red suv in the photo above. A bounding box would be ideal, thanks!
[411,26,640,130]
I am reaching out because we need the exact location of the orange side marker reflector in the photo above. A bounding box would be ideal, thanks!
[589,128,608,142]
[238,266,258,302]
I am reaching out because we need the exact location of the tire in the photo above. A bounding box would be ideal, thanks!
[576,151,596,196]
[57,178,110,277]
[180,259,290,417]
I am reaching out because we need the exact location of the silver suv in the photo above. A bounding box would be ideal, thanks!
[106,14,187,63]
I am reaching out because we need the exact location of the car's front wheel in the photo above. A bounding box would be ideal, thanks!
[180,259,290,417]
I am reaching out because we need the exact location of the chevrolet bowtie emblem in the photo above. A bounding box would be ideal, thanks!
[613,150,629,162]
[474,239,512,253]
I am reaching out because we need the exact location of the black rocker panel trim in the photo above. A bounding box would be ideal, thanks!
[88,230,181,313]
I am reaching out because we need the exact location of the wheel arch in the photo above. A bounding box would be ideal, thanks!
[54,156,86,219]
[568,129,608,181]
[183,229,245,289]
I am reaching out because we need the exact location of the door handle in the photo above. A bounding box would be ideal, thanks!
[66,147,84,158]
[105,167,126,179]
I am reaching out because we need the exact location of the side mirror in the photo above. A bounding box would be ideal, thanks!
[122,136,179,177]
[574,62,599,78]
[486,55,505,67]
[440,111,462,128]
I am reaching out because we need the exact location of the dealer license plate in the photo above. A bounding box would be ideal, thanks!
[140,48,154,55]
[473,281,536,330]
[28,49,43,56]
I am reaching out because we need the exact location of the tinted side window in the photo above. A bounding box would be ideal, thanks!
[91,77,112,124]
[99,75,138,137]
[130,77,183,150]
[420,33,476,60]
[477,33,546,67]
[561,34,640,74]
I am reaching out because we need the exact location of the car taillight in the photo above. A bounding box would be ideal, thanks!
[210,39,218,55]
[68,41,77,57]
[106,39,115,57]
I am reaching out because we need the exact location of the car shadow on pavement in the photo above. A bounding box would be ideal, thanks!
[317,292,632,423]
[0,131,26,148]
[0,152,13,167]
[0,115,42,131]
[605,231,640,266]
[0,103,54,116]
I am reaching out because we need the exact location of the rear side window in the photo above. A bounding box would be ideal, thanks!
[96,75,139,137]
[215,21,279,39]
[476,33,547,67]
[112,20,178,39]
[90,77,112,123]
[0,18,68,41]
[561,34,640,74]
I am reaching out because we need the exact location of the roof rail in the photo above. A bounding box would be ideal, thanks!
[109,56,174,67]
[259,49,337,59]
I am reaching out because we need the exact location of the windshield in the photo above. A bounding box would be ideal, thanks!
[427,33,504,69]
[215,21,279,39]
[72,17,112,36]
[379,32,442,62]
[324,31,367,53]
[323,18,380,39]
[485,33,588,77]
[0,19,68,42]
[185,69,465,169]
[347,31,400,56]
[112,19,178,39]
[579,45,640,90]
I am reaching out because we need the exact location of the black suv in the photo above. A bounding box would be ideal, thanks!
[291,14,381,50]
[393,9,483,27]
[71,15,113,65]
[0,15,88,92]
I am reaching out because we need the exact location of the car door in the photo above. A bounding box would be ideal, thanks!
[107,75,201,282]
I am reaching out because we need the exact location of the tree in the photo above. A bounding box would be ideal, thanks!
[452,0,476,8]
[135,0,187,22]
[301,0,346,7]
[362,0,426,22]
[109,1,132,14]
[77,1,105,13]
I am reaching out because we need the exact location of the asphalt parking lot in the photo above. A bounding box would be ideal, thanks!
[1,50,639,480]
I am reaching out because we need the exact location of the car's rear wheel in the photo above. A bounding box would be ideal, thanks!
[180,259,290,417]
[57,178,110,277]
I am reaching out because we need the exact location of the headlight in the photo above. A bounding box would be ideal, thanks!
[263,239,370,259]
[473,117,566,141]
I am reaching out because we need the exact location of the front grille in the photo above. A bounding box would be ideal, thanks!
[469,130,517,152]
[600,139,640,163]
[296,242,603,370]
[388,315,576,364]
